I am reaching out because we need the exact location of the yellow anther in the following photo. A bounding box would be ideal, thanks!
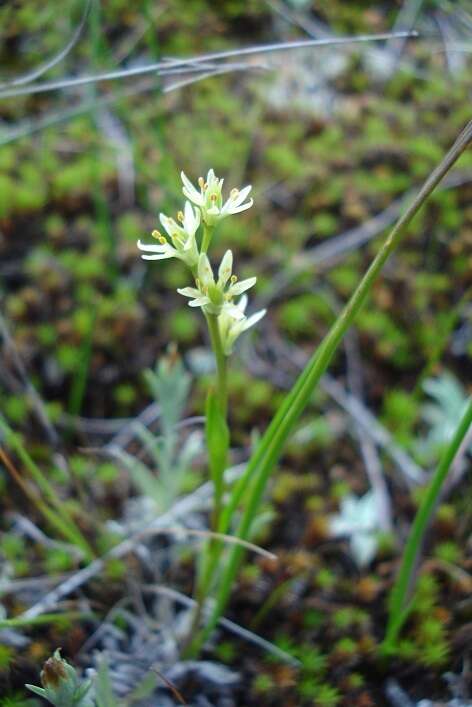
[230,275,237,284]
[198,176,204,189]
[177,211,184,222]
[152,230,162,239]
[230,188,239,199]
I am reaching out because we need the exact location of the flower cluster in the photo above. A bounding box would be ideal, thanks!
[138,170,265,355]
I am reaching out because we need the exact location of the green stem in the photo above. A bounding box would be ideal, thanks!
[206,313,228,420]
[182,313,229,655]
[382,397,472,651]
[187,119,472,656]
[201,223,212,253]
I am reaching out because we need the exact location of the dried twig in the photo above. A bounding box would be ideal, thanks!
[0,31,416,100]
[0,0,93,89]
[145,584,301,666]
[18,465,246,620]
[0,314,60,450]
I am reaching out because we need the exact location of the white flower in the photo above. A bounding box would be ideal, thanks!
[330,491,381,567]
[181,169,253,226]
[177,251,256,316]
[218,295,266,355]
[137,201,200,268]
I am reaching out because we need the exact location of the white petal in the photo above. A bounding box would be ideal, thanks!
[218,250,233,286]
[177,287,202,298]
[189,296,211,307]
[183,200,200,234]
[351,533,378,567]
[159,212,178,237]
[242,308,266,331]
[330,517,352,536]
[228,276,256,297]
[141,252,174,261]
[198,253,214,286]
[234,184,252,206]
[137,239,167,253]
[238,294,249,313]
[181,171,203,205]
[228,199,253,215]
[223,303,246,320]
[183,233,197,251]
[221,185,252,216]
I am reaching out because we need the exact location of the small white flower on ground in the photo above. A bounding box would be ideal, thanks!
[329,491,382,567]
[181,169,253,226]
[137,201,200,268]
[177,251,256,317]
[218,295,266,355]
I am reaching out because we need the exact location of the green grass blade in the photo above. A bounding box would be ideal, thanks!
[0,415,94,560]
[383,396,472,650]
[0,612,85,629]
[187,120,472,655]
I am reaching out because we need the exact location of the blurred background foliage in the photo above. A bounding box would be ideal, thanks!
[0,1,471,702]
[0,0,470,431]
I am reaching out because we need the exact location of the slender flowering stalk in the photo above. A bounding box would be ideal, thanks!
[137,168,264,647]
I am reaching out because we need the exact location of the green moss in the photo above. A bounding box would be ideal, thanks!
[0,692,37,707]
[252,672,275,695]
[279,293,332,338]
[104,558,126,580]
[44,548,74,573]
[332,607,368,630]
[4,395,29,424]
[332,637,357,657]
[433,541,461,564]
[1,533,26,560]
[346,672,365,689]
[239,564,261,584]
[436,504,456,524]
[113,383,137,407]
[96,462,119,484]
[214,640,237,663]
[299,646,327,677]
[303,682,341,706]
[0,643,14,670]
[382,390,418,446]
[315,568,336,591]
[330,480,350,501]
[169,308,199,343]
[302,609,325,630]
